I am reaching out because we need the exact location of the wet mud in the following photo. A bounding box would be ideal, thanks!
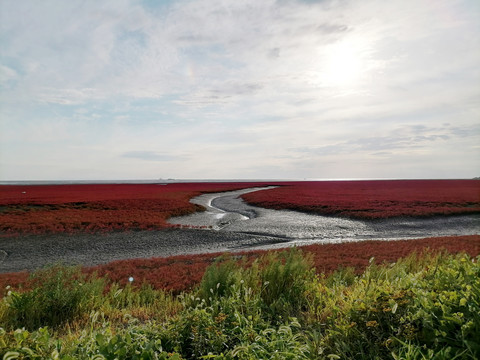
[169,187,480,242]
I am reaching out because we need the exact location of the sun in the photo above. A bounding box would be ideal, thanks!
[321,39,367,88]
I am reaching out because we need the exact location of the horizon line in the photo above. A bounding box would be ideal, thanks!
[1,177,478,185]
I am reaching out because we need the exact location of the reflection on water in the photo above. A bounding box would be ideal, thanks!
[169,187,480,245]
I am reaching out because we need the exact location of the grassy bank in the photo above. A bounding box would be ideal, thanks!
[1,248,479,359]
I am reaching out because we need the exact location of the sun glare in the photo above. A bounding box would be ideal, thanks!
[321,39,367,88]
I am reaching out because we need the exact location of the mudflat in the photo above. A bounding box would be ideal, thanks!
[1,187,478,273]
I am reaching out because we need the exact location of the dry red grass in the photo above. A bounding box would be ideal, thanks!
[242,180,480,219]
[1,235,478,295]
[0,182,267,235]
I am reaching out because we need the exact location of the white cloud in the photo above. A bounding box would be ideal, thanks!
[1,0,479,180]
[121,151,189,162]
[0,64,17,82]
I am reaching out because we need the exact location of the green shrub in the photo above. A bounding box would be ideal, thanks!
[407,253,480,358]
[197,257,242,305]
[107,282,158,308]
[0,324,183,360]
[258,249,316,319]
[74,325,179,360]
[169,281,264,359]
[1,265,104,330]
[229,319,310,360]
[169,290,310,359]
[167,248,316,358]
[324,265,357,288]
[311,252,480,359]
[391,338,471,360]
[0,327,61,359]
[1,250,478,359]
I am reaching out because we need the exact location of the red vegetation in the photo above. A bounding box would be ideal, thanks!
[0,183,267,235]
[304,235,480,275]
[242,180,480,219]
[1,235,478,295]
[2,180,478,234]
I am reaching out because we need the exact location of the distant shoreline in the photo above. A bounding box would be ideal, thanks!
[1,178,477,186]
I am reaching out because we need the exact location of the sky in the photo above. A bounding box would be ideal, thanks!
[0,0,479,181]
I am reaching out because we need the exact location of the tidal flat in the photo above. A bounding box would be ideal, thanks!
[1,185,479,273]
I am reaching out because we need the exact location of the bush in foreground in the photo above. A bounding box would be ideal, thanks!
[1,265,104,331]
[0,249,479,359]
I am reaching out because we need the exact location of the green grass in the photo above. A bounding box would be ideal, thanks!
[1,248,479,359]
[1,264,105,331]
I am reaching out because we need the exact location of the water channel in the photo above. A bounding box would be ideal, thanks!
[168,187,480,249]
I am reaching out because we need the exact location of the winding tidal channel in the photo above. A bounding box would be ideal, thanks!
[168,186,480,248]
[1,187,479,273]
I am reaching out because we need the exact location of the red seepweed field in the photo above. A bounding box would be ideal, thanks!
[0,182,268,235]
[242,179,480,219]
[1,180,479,235]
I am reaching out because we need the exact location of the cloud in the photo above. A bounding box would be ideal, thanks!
[0,64,17,81]
[1,0,479,180]
[290,123,480,157]
[173,81,264,109]
[1,0,361,104]
[316,23,350,34]
[121,151,188,162]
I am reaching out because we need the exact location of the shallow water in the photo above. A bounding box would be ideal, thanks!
[168,187,480,245]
